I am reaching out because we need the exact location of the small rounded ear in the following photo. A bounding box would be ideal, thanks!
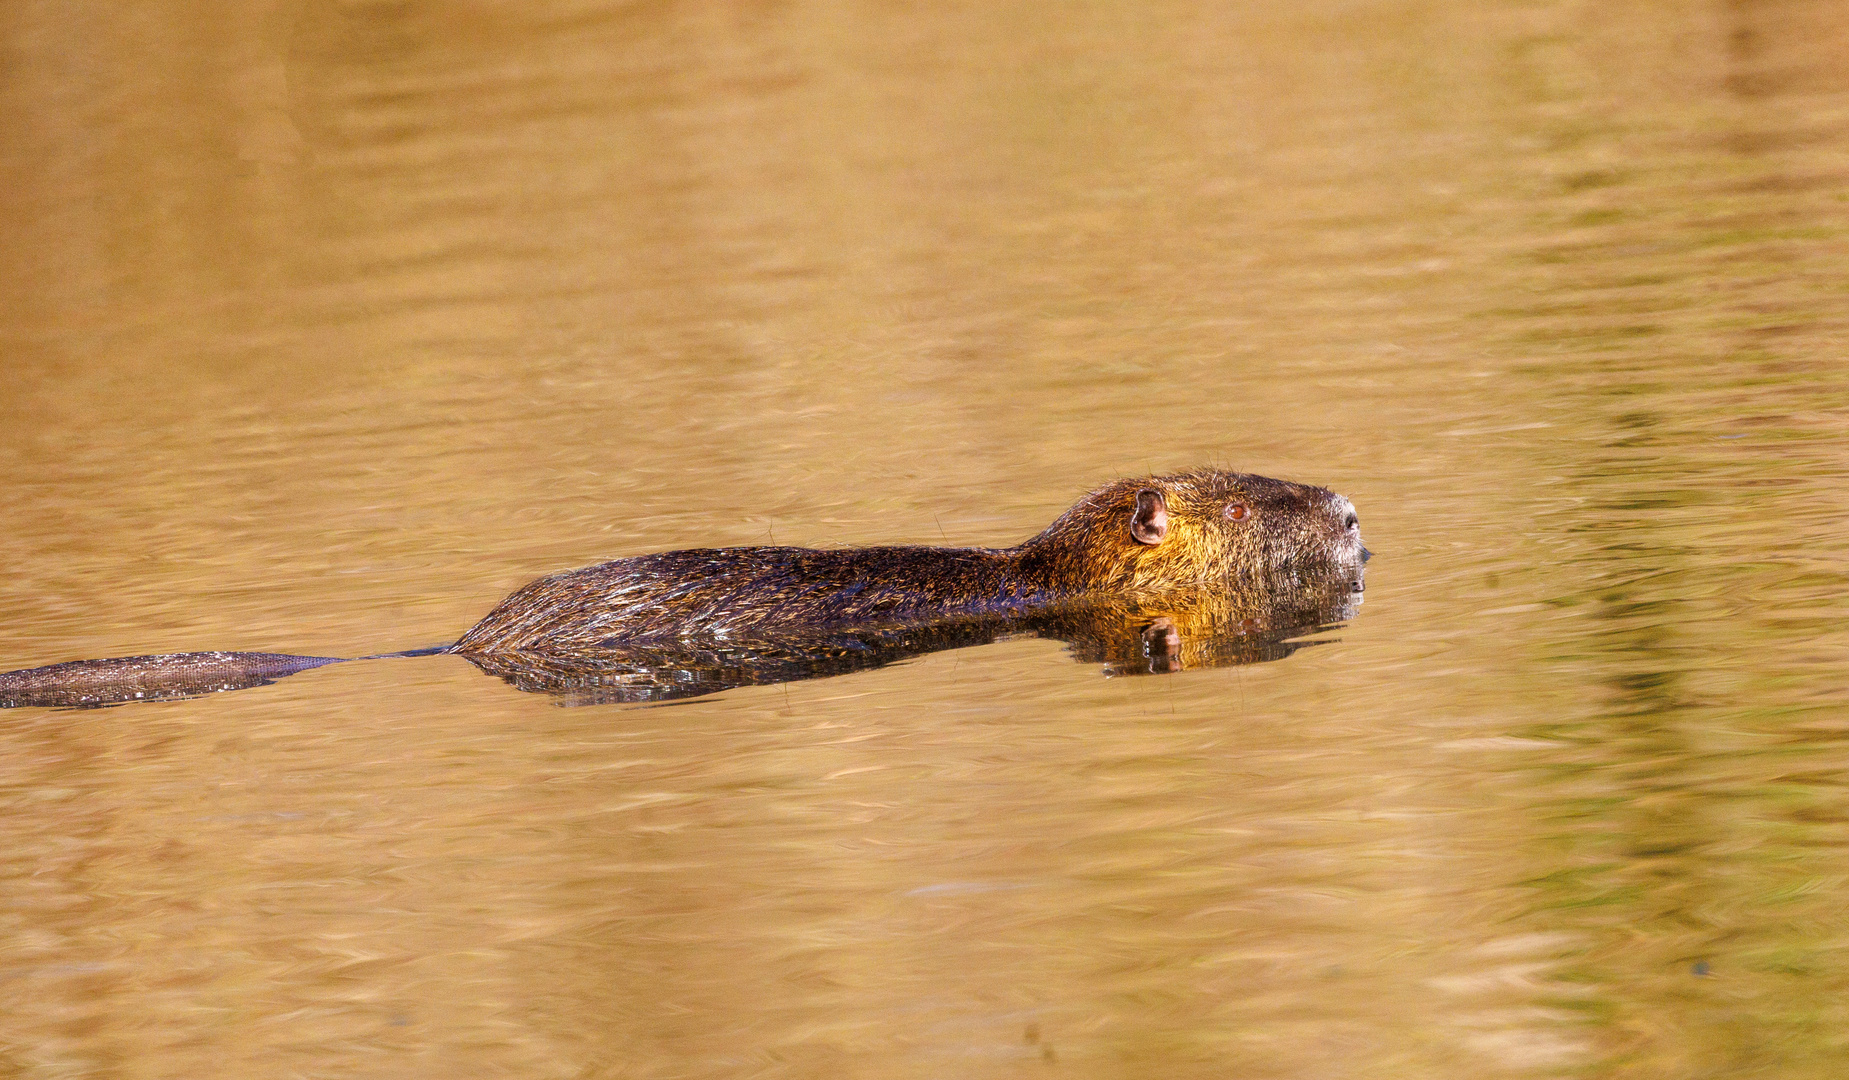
[1130,488,1169,546]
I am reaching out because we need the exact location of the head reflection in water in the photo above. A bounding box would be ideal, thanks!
[1,470,1366,709]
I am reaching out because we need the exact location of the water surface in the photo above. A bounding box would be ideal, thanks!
[2,1,1848,1076]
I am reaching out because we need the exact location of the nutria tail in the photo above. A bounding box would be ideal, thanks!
[0,647,450,709]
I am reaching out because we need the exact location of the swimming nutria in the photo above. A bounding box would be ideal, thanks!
[0,469,1366,708]
[456,469,1364,649]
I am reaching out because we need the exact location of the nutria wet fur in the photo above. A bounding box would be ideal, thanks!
[0,469,1365,708]
[454,469,1364,652]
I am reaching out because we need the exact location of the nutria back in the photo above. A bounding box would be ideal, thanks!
[455,469,1364,653]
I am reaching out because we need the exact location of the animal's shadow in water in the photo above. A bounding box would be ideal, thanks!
[0,568,1363,710]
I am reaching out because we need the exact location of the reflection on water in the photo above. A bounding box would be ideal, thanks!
[0,567,1363,708]
[467,565,1364,704]
[1,0,1847,1076]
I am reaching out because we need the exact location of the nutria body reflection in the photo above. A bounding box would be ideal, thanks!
[0,470,1367,708]
[466,572,1367,705]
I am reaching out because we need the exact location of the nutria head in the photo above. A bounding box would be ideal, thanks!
[1015,469,1366,594]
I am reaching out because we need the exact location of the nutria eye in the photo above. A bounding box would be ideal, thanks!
[1344,512,1358,531]
[1224,503,1249,521]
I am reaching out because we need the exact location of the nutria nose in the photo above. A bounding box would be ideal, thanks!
[1330,494,1367,561]
[1330,494,1359,531]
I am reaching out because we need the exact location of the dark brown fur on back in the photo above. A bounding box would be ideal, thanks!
[455,469,1363,652]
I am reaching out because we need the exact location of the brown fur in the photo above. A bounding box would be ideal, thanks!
[454,469,1363,652]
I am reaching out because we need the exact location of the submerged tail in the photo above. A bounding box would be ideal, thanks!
[0,646,454,709]
[358,645,457,660]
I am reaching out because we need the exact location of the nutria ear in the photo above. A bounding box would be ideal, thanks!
[1130,489,1169,545]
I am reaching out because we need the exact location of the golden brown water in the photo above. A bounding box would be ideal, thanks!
[3,0,1848,1075]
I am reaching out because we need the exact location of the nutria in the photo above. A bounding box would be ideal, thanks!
[0,469,1366,708]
